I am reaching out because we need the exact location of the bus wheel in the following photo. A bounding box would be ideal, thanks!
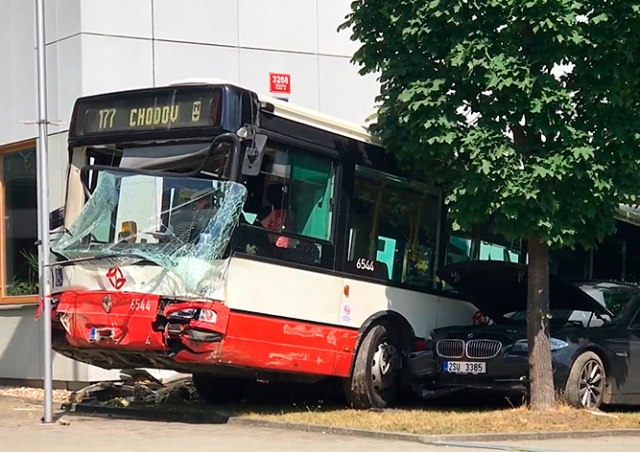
[192,374,245,404]
[344,322,402,409]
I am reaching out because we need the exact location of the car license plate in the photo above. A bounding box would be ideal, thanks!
[444,361,486,374]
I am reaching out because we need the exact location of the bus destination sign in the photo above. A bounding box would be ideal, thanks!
[73,87,222,137]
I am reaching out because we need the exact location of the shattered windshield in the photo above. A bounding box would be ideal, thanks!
[53,169,247,295]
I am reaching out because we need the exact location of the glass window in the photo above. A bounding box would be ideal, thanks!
[550,246,590,280]
[442,229,522,294]
[445,229,522,266]
[3,147,38,297]
[592,237,626,281]
[630,308,640,329]
[345,167,441,288]
[235,143,336,268]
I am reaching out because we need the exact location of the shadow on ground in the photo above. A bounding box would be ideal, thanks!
[69,378,529,424]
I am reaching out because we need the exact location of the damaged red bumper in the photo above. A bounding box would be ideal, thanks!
[50,291,230,358]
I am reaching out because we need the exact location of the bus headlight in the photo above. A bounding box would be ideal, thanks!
[512,338,569,353]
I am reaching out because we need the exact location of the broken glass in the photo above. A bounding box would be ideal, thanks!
[53,169,247,297]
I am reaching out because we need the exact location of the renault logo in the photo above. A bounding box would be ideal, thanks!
[102,295,112,313]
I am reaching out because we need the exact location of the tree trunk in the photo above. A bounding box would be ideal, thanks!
[527,234,556,410]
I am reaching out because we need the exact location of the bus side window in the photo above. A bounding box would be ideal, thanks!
[345,167,440,288]
[236,144,336,269]
[442,231,522,293]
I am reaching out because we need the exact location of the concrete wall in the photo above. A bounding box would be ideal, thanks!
[0,0,380,384]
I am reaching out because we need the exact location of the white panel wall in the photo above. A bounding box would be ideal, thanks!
[154,42,240,86]
[318,56,378,124]
[0,304,90,383]
[80,0,153,39]
[238,0,318,53]
[0,0,38,145]
[80,34,154,96]
[45,0,82,45]
[45,36,83,126]
[154,0,239,46]
[317,0,361,57]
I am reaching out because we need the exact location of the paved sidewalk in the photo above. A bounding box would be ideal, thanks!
[0,415,476,452]
[492,437,639,451]
[1,397,638,452]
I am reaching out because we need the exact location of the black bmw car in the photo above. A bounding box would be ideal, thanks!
[409,261,640,410]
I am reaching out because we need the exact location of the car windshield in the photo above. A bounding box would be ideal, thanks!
[575,281,640,320]
[53,169,247,296]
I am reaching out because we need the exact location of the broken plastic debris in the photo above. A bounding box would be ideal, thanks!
[63,370,198,409]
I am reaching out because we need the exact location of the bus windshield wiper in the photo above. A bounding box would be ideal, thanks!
[51,253,151,267]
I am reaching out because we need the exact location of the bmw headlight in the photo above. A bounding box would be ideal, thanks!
[512,338,569,353]
[550,338,569,351]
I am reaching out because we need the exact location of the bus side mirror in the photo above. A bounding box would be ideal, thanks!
[241,133,267,176]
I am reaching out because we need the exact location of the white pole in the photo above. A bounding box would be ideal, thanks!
[34,0,53,424]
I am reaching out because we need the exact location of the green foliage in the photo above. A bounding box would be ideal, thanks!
[342,0,640,248]
[7,250,39,296]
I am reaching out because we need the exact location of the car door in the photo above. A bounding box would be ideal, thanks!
[625,309,640,395]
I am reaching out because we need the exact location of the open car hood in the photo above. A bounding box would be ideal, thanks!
[437,261,614,321]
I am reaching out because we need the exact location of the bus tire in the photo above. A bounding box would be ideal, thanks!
[344,322,402,409]
[192,374,245,404]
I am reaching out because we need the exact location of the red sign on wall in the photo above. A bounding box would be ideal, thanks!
[269,73,291,94]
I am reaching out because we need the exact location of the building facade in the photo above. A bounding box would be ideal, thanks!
[0,0,379,386]
[2,0,640,388]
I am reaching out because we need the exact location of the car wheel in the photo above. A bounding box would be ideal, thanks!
[192,374,245,404]
[564,351,606,410]
[344,322,403,409]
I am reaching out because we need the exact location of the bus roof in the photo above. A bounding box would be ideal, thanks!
[169,78,380,146]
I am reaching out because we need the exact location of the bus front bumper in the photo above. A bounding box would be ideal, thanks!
[49,291,230,362]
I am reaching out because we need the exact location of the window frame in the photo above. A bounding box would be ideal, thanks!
[0,139,39,305]
[343,165,443,290]
[628,306,640,330]
[233,139,340,270]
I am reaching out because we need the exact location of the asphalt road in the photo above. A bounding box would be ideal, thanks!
[0,397,637,452]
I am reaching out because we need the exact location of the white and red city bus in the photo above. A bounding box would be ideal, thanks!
[44,81,513,409]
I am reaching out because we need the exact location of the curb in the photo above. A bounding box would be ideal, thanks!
[226,417,640,443]
[68,402,640,444]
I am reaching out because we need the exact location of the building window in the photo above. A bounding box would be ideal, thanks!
[1,141,38,303]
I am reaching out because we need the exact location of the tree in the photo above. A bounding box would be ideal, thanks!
[342,0,640,410]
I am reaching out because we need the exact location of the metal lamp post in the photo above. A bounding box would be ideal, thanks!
[34,0,53,424]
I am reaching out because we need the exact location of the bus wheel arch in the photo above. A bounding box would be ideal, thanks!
[344,311,415,409]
